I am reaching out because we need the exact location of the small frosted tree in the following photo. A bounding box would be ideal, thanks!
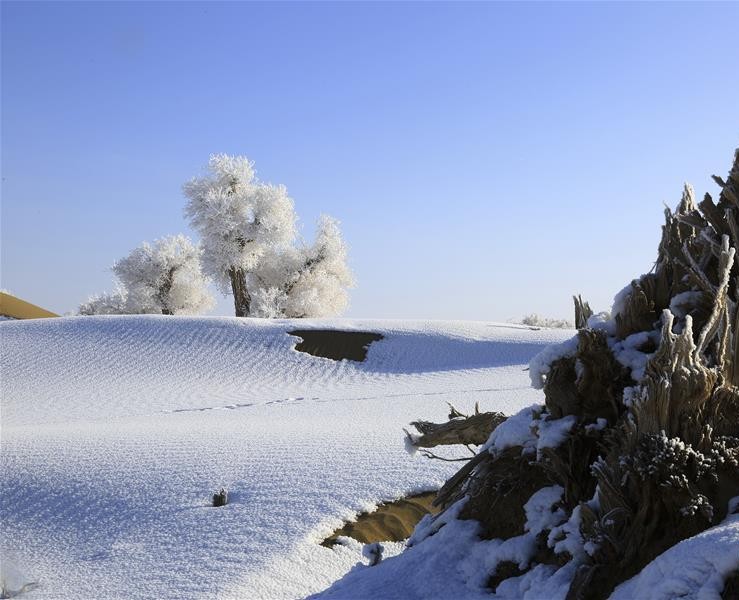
[250,216,354,318]
[78,289,128,316]
[79,235,214,316]
[184,154,353,318]
[112,235,214,315]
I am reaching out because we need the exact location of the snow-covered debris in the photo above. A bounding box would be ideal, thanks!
[585,310,616,335]
[483,406,577,459]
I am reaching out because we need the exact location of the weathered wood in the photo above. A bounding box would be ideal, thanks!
[407,411,506,449]
[573,294,593,329]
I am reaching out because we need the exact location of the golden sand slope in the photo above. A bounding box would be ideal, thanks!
[321,492,439,547]
[0,293,58,319]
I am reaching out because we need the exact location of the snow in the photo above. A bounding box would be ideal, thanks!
[483,404,539,454]
[669,290,703,319]
[493,562,578,600]
[585,417,608,433]
[535,415,577,458]
[312,507,490,600]
[611,510,739,600]
[482,406,577,459]
[523,486,565,536]
[610,330,658,382]
[528,333,578,390]
[547,504,587,561]
[313,485,577,600]
[0,316,569,599]
[610,282,634,319]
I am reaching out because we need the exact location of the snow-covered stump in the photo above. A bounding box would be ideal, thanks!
[407,150,739,599]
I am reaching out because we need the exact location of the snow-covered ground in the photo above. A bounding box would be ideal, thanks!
[0,316,570,599]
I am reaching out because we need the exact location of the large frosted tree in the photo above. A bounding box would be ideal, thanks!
[184,154,353,318]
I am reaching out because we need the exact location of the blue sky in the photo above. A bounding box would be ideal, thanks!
[2,1,737,320]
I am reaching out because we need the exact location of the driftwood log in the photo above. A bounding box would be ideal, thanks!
[409,149,739,599]
[405,403,506,452]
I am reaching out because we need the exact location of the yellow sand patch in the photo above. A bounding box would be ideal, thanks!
[0,293,58,319]
[321,492,440,547]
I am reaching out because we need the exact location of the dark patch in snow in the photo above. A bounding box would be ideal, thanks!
[288,330,383,362]
[723,569,739,600]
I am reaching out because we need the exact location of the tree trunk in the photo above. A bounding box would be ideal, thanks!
[229,267,251,317]
[157,267,176,315]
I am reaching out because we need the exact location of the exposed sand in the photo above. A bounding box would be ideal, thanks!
[0,293,58,319]
[321,492,440,547]
[289,329,384,362]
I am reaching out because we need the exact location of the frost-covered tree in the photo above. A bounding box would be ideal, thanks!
[184,154,353,318]
[112,235,214,315]
[250,216,354,318]
[183,155,296,317]
[519,314,575,329]
[79,235,214,316]
[78,289,128,315]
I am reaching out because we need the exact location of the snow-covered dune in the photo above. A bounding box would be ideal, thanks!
[0,316,570,599]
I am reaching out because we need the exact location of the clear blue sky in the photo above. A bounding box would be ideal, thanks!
[2,1,737,320]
